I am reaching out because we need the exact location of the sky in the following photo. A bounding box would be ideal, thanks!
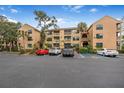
[0,5,124,29]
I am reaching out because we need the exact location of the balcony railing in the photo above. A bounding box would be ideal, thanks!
[64,32,71,35]
[54,33,60,35]
[54,40,60,43]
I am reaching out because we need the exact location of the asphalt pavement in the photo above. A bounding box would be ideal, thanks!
[0,52,124,88]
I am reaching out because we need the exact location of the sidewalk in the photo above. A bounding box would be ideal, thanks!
[119,54,124,56]
[0,51,19,54]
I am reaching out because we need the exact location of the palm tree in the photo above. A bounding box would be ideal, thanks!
[34,10,58,48]
[77,22,87,32]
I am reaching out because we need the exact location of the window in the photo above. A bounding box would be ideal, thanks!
[47,32,52,35]
[72,30,79,34]
[28,30,32,34]
[47,44,52,48]
[28,44,32,48]
[82,34,87,38]
[47,38,52,41]
[96,34,103,39]
[22,31,24,36]
[19,43,21,46]
[53,43,60,47]
[73,37,80,41]
[54,36,60,40]
[2,41,4,44]
[64,36,71,40]
[96,24,103,30]
[117,23,121,30]
[96,43,103,48]
[64,29,72,34]
[54,30,60,35]
[28,37,33,41]
[72,44,79,47]
[64,43,71,48]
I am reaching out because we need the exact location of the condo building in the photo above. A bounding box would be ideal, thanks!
[18,24,41,49]
[17,16,121,50]
[87,16,121,50]
[45,27,82,49]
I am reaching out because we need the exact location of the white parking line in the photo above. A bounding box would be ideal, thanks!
[57,54,62,57]
[79,54,85,58]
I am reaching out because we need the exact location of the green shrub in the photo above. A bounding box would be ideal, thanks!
[79,45,96,54]
[118,50,124,53]
[19,49,33,54]
[11,46,19,52]
[122,45,124,50]
[19,49,26,54]
[29,49,36,54]
[79,47,89,54]
[92,49,97,54]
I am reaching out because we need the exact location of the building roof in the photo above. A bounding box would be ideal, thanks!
[47,27,77,31]
[19,24,41,33]
[87,15,121,31]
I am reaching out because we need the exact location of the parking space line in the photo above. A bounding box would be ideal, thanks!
[57,54,62,57]
[79,54,85,58]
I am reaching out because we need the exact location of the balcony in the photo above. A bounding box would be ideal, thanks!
[53,33,60,36]
[53,43,60,48]
[54,40,60,43]
[64,39,71,43]
[64,36,71,42]
[53,30,60,36]
[27,37,33,41]
[82,38,88,42]
[64,32,71,35]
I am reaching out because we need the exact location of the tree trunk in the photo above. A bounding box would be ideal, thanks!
[17,41,20,52]
[9,42,12,52]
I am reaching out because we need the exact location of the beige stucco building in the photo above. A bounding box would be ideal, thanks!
[87,16,121,49]
[18,16,121,50]
[18,24,41,49]
[45,27,82,49]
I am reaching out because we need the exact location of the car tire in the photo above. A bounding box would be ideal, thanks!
[71,55,74,57]
[102,53,105,56]
[63,55,65,57]
[113,55,116,57]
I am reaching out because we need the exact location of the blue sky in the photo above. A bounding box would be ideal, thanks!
[0,5,124,29]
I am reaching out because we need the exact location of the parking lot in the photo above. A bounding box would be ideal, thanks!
[0,52,124,88]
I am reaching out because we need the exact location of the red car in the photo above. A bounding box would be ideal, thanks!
[35,49,49,55]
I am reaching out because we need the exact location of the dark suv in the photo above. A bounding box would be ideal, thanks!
[62,48,74,57]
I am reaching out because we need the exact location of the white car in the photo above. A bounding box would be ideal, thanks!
[49,48,61,55]
[97,48,119,57]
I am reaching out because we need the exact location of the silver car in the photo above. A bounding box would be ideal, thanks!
[49,48,61,55]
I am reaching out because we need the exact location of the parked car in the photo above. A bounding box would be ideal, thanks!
[49,48,61,55]
[35,49,49,55]
[97,48,119,57]
[62,48,74,57]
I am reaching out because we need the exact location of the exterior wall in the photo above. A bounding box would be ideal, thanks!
[87,26,93,47]
[45,28,81,49]
[88,16,120,50]
[18,24,41,49]
[119,17,124,50]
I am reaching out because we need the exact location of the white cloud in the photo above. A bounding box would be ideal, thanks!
[0,7,4,10]
[56,17,79,28]
[89,8,98,13]
[57,18,67,23]
[116,18,121,21]
[63,5,84,13]
[8,18,18,23]
[2,14,18,23]
[10,8,18,13]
